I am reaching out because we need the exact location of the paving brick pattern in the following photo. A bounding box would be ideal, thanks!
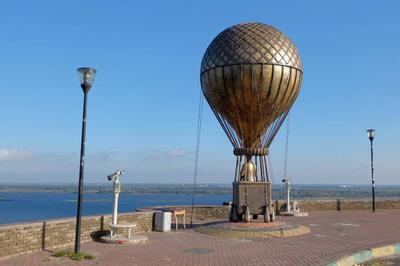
[2,210,400,266]
[194,221,310,238]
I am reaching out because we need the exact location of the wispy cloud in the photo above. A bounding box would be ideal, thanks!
[142,148,189,160]
[165,148,186,157]
[0,148,33,161]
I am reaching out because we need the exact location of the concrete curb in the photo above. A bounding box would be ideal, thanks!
[326,243,400,266]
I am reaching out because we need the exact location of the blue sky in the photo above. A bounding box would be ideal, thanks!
[0,1,399,184]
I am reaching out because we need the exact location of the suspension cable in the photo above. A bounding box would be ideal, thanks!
[190,90,204,227]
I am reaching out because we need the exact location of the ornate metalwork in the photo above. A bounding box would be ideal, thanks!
[201,23,301,73]
[200,22,303,184]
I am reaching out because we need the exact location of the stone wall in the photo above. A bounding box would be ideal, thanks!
[1,200,400,260]
[276,199,400,212]
[146,205,230,224]
[0,211,153,259]
[0,222,43,258]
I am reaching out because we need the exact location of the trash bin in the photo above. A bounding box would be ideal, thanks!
[154,211,171,232]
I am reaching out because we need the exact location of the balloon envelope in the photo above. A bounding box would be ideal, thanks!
[200,23,303,150]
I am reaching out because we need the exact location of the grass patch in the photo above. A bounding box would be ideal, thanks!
[54,250,96,261]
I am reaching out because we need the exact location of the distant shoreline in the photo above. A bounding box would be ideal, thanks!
[1,183,400,199]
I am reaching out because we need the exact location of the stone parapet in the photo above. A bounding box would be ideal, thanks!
[294,199,400,212]
[0,211,153,260]
[1,199,400,259]
[139,205,230,223]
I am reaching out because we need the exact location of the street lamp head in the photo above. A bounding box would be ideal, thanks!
[77,67,96,93]
[366,129,376,141]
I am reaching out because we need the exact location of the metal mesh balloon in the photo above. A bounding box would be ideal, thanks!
[200,22,303,151]
[201,23,302,72]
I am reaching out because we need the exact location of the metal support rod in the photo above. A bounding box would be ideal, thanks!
[260,156,262,182]
[234,156,240,182]
[263,155,273,182]
[255,155,258,181]
[370,139,375,212]
[75,92,88,254]
[238,155,243,181]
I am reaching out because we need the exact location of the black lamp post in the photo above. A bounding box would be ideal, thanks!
[366,129,376,213]
[74,67,96,254]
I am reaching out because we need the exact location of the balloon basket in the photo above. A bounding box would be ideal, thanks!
[230,181,275,223]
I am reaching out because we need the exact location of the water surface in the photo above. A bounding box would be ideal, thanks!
[0,192,229,225]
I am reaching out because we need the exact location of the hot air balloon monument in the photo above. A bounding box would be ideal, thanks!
[200,22,303,223]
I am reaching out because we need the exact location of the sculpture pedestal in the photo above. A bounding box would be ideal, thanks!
[101,235,148,244]
[101,223,148,245]
[230,181,274,223]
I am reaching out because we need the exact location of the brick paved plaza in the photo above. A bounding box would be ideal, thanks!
[2,210,400,266]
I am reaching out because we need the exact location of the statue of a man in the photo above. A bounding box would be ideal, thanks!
[240,155,256,182]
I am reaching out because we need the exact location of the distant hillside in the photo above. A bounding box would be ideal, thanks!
[1,183,400,199]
